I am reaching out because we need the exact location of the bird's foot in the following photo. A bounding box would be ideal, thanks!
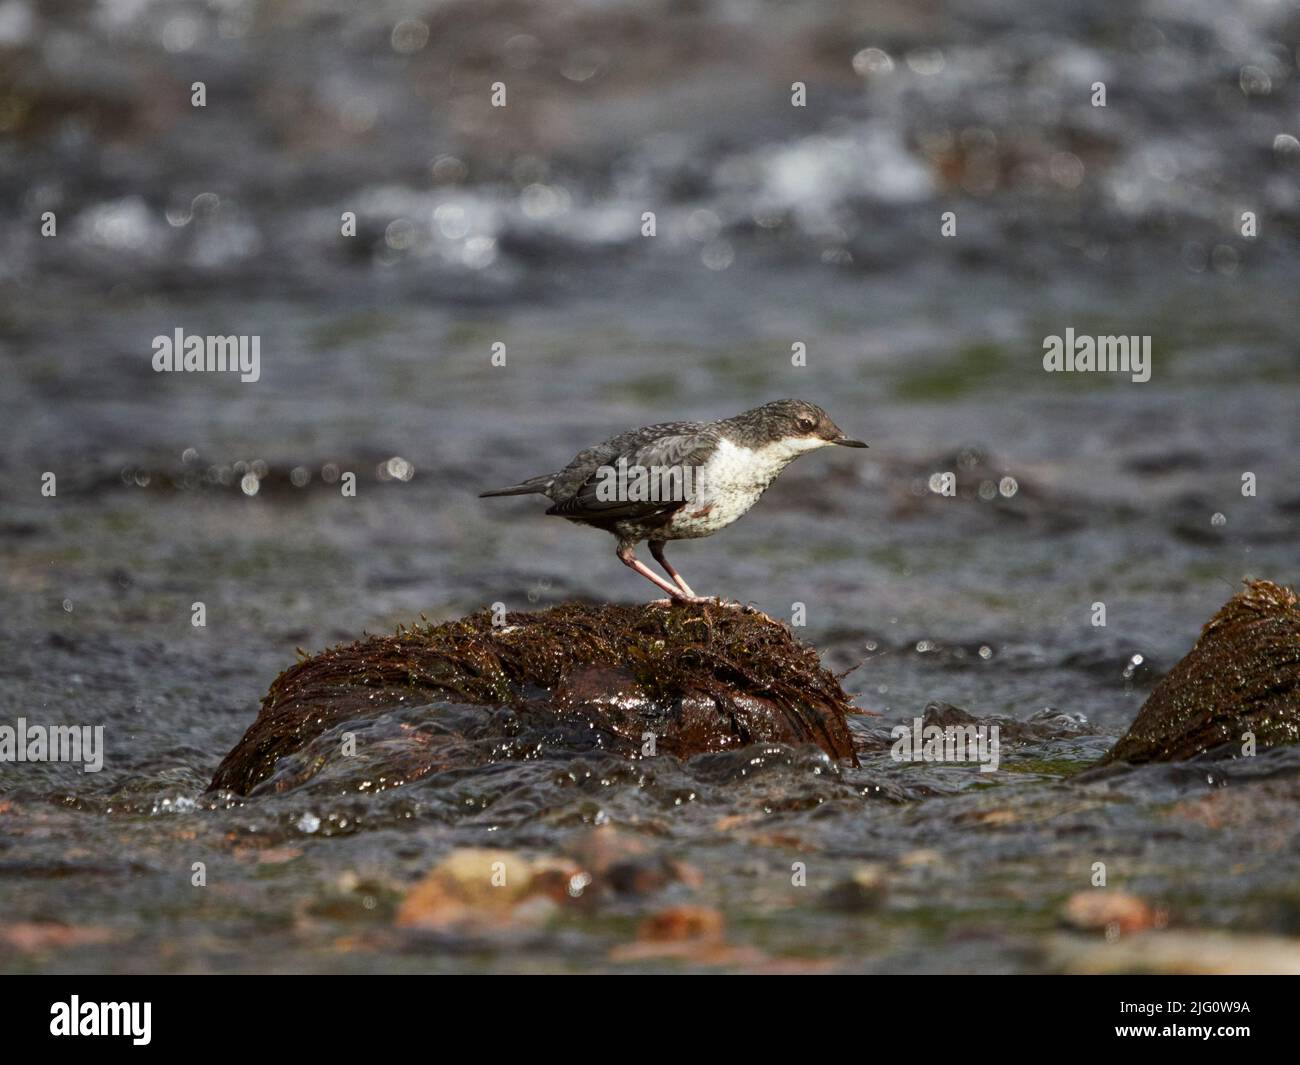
[645,596,779,622]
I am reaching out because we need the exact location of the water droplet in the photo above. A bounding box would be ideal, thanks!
[520,183,568,220]
[560,47,608,83]
[390,19,429,55]
[852,47,893,76]
[1272,133,1300,158]
[1240,65,1272,96]
[161,15,200,54]
[385,218,416,250]
[430,155,467,184]
[701,240,734,271]
[433,203,469,240]
[463,235,497,269]
[905,48,945,76]
[686,209,722,242]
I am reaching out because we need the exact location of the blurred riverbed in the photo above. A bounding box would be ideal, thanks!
[1,0,1299,973]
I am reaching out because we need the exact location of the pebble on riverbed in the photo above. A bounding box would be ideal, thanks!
[1050,931,1300,975]
[395,848,583,932]
[1104,579,1300,764]
[1062,890,1161,936]
[208,601,859,794]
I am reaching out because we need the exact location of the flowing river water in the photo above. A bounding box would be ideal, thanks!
[1,0,1298,972]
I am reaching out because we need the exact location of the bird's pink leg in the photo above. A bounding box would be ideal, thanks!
[617,543,711,604]
[649,540,698,598]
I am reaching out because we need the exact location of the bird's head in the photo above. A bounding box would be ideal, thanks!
[739,399,868,454]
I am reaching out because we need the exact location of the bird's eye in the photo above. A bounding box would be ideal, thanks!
[797,416,816,432]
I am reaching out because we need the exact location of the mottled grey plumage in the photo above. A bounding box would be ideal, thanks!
[480,399,867,603]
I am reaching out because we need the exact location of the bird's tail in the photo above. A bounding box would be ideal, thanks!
[478,474,553,498]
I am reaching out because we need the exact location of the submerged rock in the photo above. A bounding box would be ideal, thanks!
[821,865,889,913]
[209,602,858,795]
[1105,580,1300,765]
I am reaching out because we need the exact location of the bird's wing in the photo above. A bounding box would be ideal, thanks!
[546,428,716,523]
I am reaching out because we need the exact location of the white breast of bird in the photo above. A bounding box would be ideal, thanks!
[668,435,828,538]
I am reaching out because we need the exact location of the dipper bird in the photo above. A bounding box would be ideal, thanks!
[479,399,867,603]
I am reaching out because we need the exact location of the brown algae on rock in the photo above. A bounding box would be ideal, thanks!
[209,601,858,795]
[209,578,1300,798]
[1105,579,1300,765]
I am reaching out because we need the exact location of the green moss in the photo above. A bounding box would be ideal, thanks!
[310,310,398,350]
[893,342,1010,401]
[998,757,1094,778]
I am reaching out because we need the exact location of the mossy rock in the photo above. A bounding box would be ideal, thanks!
[1105,580,1300,764]
[209,602,859,795]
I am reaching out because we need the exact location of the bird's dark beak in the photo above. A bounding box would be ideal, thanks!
[833,435,868,448]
